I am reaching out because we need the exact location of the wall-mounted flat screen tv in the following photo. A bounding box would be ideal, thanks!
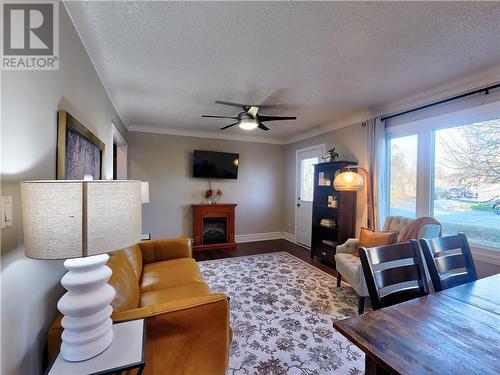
[193,150,239,179]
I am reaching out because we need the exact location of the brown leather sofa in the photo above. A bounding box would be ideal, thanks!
[48,237,231,375]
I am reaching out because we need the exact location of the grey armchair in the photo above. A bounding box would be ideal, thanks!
[335,216,441,314]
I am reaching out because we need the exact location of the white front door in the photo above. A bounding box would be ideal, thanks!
[296,145,324,247]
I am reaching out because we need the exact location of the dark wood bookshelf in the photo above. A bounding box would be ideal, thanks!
[310,161,357,266]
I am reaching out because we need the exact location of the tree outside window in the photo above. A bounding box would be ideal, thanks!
[434,119,500,248]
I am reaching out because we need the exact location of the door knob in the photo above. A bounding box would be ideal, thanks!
[297,203,301,207]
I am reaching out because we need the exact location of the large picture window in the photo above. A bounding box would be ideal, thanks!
[386,107,500,250]
[433,120,500,248]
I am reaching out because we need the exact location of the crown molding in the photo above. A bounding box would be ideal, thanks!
[285,66,500,144]
[376,64,500,119]
[129,65,500,146]
[129,110,374,146]
[128,125,287,145]
[284,111,374,144]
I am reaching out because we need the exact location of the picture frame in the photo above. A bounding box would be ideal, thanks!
[57,110,105,180]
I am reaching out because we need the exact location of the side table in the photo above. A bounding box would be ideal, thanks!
[46,319,146,375]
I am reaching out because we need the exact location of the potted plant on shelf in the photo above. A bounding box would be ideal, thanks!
[323,147,340,162]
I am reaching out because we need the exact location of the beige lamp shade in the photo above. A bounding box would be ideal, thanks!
[141,181,150,203]
[333,171,365,191]
[21,180,142,260]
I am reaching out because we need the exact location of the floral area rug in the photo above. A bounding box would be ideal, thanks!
[198,252,364,375]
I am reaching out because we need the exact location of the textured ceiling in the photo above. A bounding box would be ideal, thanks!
[66,1,500,141]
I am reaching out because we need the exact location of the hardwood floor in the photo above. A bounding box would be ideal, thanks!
[193,239,339,277]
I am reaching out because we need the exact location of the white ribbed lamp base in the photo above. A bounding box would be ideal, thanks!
[57,254,116,362]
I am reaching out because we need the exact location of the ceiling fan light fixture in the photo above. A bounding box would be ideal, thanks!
[239,118,258,130]
[203,100,297,132]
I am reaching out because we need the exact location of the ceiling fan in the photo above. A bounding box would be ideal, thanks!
[202,100,297,131]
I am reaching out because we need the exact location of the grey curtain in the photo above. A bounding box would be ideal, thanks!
[366,117,387,230]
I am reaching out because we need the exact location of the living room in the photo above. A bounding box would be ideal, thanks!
[2,2,500,375]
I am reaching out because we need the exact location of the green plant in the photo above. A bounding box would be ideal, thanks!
[328,147,339,161]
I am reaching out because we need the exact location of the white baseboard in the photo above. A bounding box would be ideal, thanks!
[235,232,283,243]
[235,231,297,244]
[281,231,297,243]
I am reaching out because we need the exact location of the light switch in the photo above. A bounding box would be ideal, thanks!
[1,196,13,229]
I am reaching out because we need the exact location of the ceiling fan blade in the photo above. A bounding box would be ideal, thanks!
[247,106,259,118]
[214,100,248,108]
[216,100,282,109]
[259,115,297,122]
[254,103,285,108]
[220,122,238,130]
[258,122,269,131]
[202,115,238,119]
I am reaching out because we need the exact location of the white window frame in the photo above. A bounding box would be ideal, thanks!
[385,131,420,218]
[385,100,500,263]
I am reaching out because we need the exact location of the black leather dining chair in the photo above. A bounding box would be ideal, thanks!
[359,241,429,310]
[419,233,477,292]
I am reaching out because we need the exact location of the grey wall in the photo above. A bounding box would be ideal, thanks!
[283,123,369,236]
[128,132,284,239]
[127,122,369,241]
[1,5,126,374]
[126,125,368,242]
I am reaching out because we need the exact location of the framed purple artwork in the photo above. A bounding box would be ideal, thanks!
[57,110,105,180]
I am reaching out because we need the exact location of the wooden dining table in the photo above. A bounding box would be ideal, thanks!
[333,273,500,375]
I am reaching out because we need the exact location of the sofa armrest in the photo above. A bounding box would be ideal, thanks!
[336,238,360,254]
[48,294,231,375]
[138,294,230,375]
[139,237,192,264]
[119,294,230,375]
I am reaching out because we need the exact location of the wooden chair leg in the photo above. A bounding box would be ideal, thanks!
[336,272,342,287]
[358,296,365,315]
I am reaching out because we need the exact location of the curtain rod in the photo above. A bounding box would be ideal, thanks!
[381,82,500,122]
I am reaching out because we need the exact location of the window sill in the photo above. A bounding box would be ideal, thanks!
[470,244,500,266]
